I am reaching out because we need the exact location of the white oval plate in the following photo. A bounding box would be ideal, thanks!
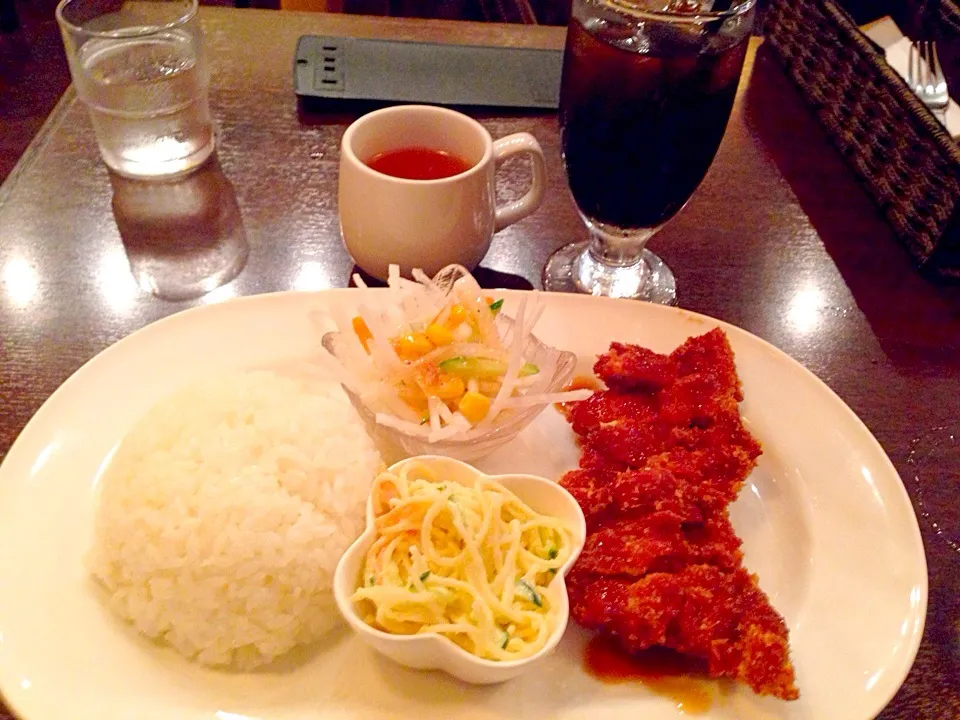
[0,291,927,720]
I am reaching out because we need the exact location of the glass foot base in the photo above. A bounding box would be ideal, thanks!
[102,135,217,181]
[542,240,677,305]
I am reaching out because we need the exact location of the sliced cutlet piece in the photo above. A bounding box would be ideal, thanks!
[664,565,798,701]
[573,512,742,578]
[610,466,705,525]
[568,390,658,438]
[559,468,614,531]
[567,566,798,700]
[670,327,743,401]
[594,342,677,393]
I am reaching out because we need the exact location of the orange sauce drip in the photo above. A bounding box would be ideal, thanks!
[584,636,716,714]
[555,375,601,419]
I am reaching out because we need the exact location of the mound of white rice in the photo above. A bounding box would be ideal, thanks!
[87,370,382,670]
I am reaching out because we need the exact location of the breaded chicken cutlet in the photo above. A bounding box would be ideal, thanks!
[561,328,799,701]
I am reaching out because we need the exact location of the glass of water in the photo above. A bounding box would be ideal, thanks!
[56,0,215,179]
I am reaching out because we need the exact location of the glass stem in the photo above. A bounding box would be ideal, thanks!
[573,223,663,298]
[587,226,657,268]
[543,218,676,302]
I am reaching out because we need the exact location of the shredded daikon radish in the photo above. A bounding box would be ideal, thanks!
[525,301,545,338]
[393,269,445,328]
[376,412,430,436]
[412,267,443,294]
[454,323,472,342]
[394,277,421,292]
[377,381,424,422]
[387,268,423,328]
[500,389,594,409]
[428,397,442,434]
[315,346,365,395]
[326,305,378,383]
[514,374,540,389]
[454,274,501,351]
[359,380,420,423]
[382,304,406,338]
[411,267,449,313]
[352,273,369,289]
[428,423,464,442]
[434,303,453,327]
[436,401,455,425]
[480,295,528,430]
[388,264,401,288]
[357,305,408,379]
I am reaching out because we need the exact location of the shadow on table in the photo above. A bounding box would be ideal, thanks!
[350,265,534,291]
[744,44,960,373]
[108,156,249,302]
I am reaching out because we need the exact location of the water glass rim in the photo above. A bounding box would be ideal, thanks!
[55,0,198,39]
[600,0,756,23]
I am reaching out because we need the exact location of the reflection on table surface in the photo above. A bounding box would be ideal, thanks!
[109,157,249,301]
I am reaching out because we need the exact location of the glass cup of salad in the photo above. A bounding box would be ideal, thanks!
[322,265,590,463]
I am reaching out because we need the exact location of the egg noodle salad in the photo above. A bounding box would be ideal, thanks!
[351,461,577,661]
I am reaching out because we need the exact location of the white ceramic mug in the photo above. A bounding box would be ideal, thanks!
[338,104,547,280]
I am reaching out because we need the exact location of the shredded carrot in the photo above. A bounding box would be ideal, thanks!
[374,500,429,528]
[352,316,373,352]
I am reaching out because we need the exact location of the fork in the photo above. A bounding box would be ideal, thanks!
[908,40,950,122]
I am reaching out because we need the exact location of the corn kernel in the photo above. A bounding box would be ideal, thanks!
[425,372,465,400]
[352,317,373,352]
[447,304,468,327]
[458,391,491,423]
[393,332,434,360]
[425,322,454,346]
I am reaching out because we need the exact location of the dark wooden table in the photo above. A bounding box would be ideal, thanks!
[1,7,959,719]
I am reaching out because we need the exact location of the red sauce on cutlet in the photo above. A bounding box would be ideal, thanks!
[555,375,601,420]
[584,636,718,714]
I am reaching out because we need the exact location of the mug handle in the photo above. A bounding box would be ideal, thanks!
[492,132,547,232]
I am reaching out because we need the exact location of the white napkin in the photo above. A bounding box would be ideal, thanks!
[863,18,960,140]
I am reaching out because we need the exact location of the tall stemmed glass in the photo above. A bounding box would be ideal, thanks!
[544,0,757,303]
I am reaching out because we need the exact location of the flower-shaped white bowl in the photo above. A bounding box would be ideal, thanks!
[332,455,587,685]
